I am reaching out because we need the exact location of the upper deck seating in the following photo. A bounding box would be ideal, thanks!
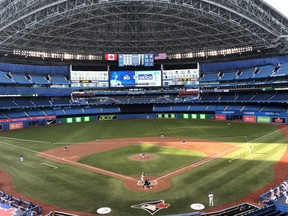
[30,75,50,85]
[272,63,288,77]
[200,95,219,102]
[50,75,70,85]
[235,68,255,80]
[200,73,219,82]
[235,93,254,101]
[253,65,275,79]
[11,74,32,84]
[219,94,236,101]
[0,71,14,84]
[219,71,237,81]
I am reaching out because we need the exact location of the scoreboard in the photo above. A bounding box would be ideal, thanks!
[118,54,154,67]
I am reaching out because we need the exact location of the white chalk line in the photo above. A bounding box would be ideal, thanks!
[41,163,58,169]
[0,140,135,181]
[228,155,241,163]
[155,145,240,181]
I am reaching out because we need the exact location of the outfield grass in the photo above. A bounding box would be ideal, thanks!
[78,144,206,176]
[0,119,286,215]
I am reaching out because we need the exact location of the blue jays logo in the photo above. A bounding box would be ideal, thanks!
[131,200,170,215]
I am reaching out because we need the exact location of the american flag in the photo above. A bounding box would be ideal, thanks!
[0,203,24,216]
[154,53,167,60]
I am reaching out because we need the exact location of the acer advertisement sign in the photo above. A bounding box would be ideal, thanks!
[243,116,256,123]
[215,114,226,121]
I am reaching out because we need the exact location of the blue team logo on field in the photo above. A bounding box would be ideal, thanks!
[131,200,170,215]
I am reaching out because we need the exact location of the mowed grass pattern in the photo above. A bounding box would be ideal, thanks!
[0,119,286,215]
[78,144,206,176]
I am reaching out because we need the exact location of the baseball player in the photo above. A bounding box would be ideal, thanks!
[270,188,275,199]
[208,192,214,207]
[248,145,252,154]
[140,152,145,159]
[20,154,24,162]
[141,172,145,183]
[182,140,186,146]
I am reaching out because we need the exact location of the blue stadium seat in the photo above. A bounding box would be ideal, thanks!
[0,71,14,84]
[200,73,219,82]
[30,74,50,85]
[11,74,32,84]
[235,68,255,80]
[253,65,275,79]
[272,63,288,77]
[50,75,70,85]
[219,71,237,81]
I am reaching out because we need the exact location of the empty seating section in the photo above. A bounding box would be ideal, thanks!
[0,71,14,84]
[14,98,34,107]
[200,73,218,82]
[83,107,102,114]
[5,111,27,118]
[253,65,275,78]
[171,105,189,111]
[33,98,52,106]
[272,63,288,77]
[63,108,84,115]
[219,94,236,101]
[270,93,288,102]
[0,98,17,108]
[206,105,217,111]
[0,113,7,119]
[215,105,227,111]
[153,105,171,112]
[30,74,50,85]
[102,107,120,113]
[12,74,32,84]
[235,68,255,80]
[235,93,254,101]
[261,106,287,112]
[242,105,262,111]
[50,75,70,85]
[250,93,274,101]
[52,99,71,105]
[53,108,65,115]
[226,105,243,111]
[43,109,55,115]
[200,95,219,101]
[189,105,206,111]
[25,110,45,117]
[220,71,237,81]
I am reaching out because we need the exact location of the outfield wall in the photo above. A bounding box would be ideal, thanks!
[0,110,286,131]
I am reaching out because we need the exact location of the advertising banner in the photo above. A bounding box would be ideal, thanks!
[257,116,271,123]
[9,122,23,130]
[243,116,256,123]
[215,114,226,121]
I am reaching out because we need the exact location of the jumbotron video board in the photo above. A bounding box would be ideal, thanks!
[110,70,161,88]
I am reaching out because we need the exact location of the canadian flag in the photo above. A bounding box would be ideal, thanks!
[105,54,118,61]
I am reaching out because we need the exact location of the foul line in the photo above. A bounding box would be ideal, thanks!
[41,163,58,169]
[155,146,240,181]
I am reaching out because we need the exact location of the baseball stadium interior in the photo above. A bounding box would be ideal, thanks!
[1,0,288,215]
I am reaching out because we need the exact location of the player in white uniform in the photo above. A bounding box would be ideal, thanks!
[141,172,145,183]
[208,192,214,207]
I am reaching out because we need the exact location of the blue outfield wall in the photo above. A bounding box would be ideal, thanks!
[0,111,287,131]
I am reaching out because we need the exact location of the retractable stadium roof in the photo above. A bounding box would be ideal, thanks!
[0,0,288,57]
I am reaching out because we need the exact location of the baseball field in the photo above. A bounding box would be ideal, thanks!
[0,119,287,216]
